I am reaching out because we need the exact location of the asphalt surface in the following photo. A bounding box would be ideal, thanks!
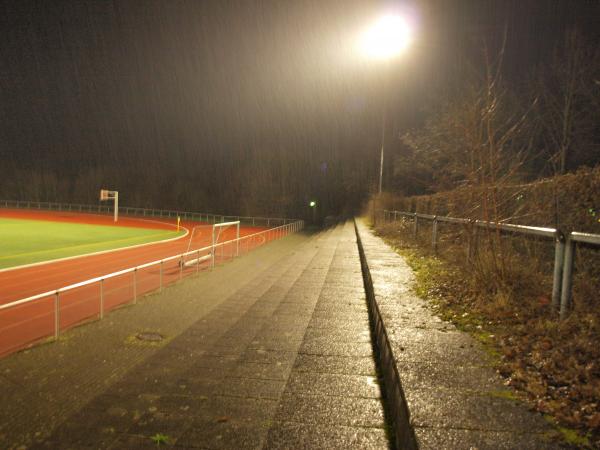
[0,221,389,449]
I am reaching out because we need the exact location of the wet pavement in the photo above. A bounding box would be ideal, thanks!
[355,219,563,450]
[1,222,389,449]
[1,219,566,449]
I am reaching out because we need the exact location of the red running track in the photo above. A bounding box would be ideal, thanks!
[0,209,275,357]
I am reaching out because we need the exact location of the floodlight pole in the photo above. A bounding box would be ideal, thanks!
[378,106,386,195]
[378,61,391,195]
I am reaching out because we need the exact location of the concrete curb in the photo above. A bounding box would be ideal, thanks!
[354,219,418,450]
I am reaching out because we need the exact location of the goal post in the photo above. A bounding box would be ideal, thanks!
[100,189,119,222]
[212,220,240,267]
[178,220,240,269]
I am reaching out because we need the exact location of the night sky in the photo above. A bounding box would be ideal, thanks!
[1,0,598,218]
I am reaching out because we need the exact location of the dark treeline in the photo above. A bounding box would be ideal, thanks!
[385,0,600,196]
[1,1,599,219]
[0,0,384,219]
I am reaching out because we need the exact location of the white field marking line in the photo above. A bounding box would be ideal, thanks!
[0,225,189,274]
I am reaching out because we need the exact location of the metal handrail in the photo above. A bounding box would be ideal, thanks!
[0,219,304,357]
[571,232,600,245]
[0,220,304,312]
[383,209,599,319]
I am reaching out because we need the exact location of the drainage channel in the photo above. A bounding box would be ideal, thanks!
[354,218,418,450]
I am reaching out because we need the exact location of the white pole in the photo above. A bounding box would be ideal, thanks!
[211,226,216,268]
[236,222,240,257]
[114,191,119,222]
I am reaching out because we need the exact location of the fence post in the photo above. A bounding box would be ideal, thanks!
[160,261,163,291]
[54,292,60,340]
[560,236,575,320]
[551,231,565,310]
[467,220,476,262]
[133,269,137,304]
[413,213,419,240]
[432,216,438,253]
[100,279,104,319]
[179,256,184,280]
[211,227,216,268]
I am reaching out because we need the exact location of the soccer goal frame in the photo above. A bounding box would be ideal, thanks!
[212,220,240,267]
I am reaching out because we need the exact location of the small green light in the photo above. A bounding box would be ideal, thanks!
[309,201,316,207]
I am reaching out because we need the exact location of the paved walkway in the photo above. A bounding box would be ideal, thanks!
[355,219,562,450]
[1,222,390,449]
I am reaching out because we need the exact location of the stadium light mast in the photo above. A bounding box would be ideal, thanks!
[359,14,413,194]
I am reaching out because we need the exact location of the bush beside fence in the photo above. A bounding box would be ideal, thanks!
[382,210,599,320]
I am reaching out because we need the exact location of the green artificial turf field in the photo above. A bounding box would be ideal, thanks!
[0,218,184,269]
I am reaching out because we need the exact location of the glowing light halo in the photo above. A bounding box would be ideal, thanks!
[360,14,412,60]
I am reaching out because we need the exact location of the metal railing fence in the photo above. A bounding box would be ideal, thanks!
[0,220,304,357]
[0,199,297,227]
[382,210,600,320]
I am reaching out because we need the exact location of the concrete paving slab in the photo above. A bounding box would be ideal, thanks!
[285,372,381,398]
[292,354,377,376]
[228,362,292,381]
[264,422,390,450]
[414,427,559,450]
[299,340,374,357]
[274,392,386,428]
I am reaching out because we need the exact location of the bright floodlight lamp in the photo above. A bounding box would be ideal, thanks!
[360,14,412,60]
[309,201,317,207]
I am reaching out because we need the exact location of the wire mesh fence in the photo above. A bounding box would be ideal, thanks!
[0,199,297,227]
